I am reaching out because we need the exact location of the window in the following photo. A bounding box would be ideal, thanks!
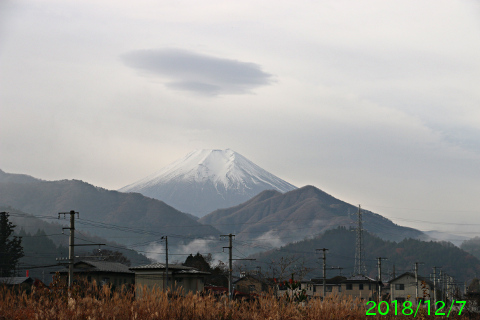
[249,285,256,292]
[397,297,405,304]
[326,286,332,292]
[359,284,364,290]
[346,284,353,290]
[395,284,405,290]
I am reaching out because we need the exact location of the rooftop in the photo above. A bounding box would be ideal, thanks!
[129,263,194,271]
[0,277,33,285]
[55,260,133,274]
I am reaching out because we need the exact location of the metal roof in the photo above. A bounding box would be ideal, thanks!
[344,274,378,282]
[176,269,211,275]
[311,276,347,284]
[129,263,194,271]
[0,277,33,285]
[55,260,133,274]
[389,272,434,287]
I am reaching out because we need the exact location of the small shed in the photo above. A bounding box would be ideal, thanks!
[54,260,134,288]
[233,274,272,295]
[130,263,209,297]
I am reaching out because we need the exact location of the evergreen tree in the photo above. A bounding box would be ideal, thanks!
[183,253,228,287]
[184,253,211,272]
[0,212,24,277]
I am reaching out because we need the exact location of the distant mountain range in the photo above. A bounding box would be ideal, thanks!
[0,169,219,248]
[199,185,425,244]
[1,157,452,265]
[119,149,297,217]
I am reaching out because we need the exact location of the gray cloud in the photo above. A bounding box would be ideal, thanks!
[122,48,273,95]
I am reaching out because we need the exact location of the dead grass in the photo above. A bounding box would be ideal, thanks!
[0,282,477,319]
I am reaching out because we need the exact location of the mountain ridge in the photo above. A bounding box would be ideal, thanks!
[199,185,425,243]
[0,169,220,248]
[119,149,297,217]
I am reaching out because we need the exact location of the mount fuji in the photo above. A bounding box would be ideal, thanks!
[118,149,297,217]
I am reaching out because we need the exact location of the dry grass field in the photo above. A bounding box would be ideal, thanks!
[0,280,477,319]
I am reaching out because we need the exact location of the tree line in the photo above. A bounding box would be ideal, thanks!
[0,212,24,277]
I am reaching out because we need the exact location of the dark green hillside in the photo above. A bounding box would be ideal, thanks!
[0,170,220,247]
[3,206,151,283]
[16,228,66,284]
[242,227,479,282]
[461,237,480,260]
[200,186,424,243]
[16,226,151,284]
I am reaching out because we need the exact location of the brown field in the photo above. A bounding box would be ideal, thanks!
[0,282,477,319]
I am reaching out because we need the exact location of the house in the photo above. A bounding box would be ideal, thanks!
[0,277,34,292]
[301,280,315,297]
[129,263,209,297]
[389,272,434,304]
[54,260,134,288]
[233,274,273,295]
[340,274,381,301]
[308,276,347,298]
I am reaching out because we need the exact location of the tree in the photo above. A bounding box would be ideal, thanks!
[0,212,24,277]
[184,253,211,272]
[183,253,228,287]
[468,278,480,293]
[260,256,313,282]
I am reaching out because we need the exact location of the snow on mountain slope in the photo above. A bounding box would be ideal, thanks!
[119,149,297,217]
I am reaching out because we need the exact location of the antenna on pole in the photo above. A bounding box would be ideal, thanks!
[354,205,366,275]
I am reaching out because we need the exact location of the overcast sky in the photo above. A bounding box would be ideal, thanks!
[1,0,480,236]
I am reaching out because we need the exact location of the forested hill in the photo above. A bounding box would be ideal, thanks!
[243,227,479,282]
[3,206,152,283]
[0,170,220,247]
[200,185,424,243]
[461,237,480,260]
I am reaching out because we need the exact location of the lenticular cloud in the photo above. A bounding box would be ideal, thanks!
[122,48,273,95]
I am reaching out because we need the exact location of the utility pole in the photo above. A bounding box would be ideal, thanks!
[59,210,78,288]
[316,248,328,299]
[443,273,447,302]
[377,257,387,302]
[221,234,234,299]
[161,236,168,290]
[432,267,439,308]
[220,234,255,299]
[56,211,104,289]
[414,262,424,305]
[439,270,443,303]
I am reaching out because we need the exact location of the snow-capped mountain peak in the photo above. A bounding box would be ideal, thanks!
[119,149,296,217]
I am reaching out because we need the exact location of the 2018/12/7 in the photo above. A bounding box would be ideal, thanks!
[366,300,466,317]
